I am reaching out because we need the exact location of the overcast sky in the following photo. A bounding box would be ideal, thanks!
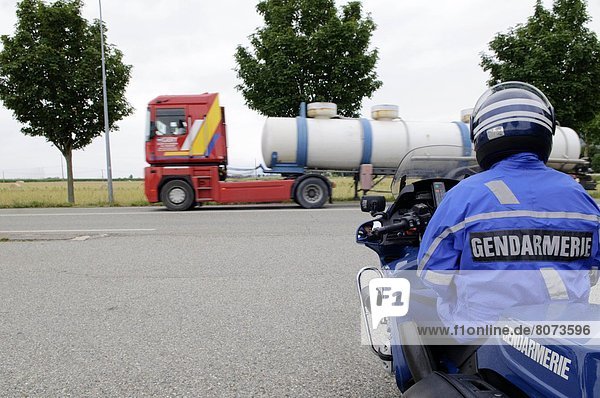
[0,0,599,179]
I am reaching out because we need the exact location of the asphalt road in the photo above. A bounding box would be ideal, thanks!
[0,204,400,397]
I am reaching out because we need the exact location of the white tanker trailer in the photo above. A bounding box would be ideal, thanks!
[262,103,585,177]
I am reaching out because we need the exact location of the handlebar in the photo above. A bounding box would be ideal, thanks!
[370,204,432,238]
[372,218,410,237]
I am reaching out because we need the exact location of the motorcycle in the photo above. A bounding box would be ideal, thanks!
[355,145,600,398]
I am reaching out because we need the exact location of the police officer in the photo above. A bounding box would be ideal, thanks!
[417,82,600,331]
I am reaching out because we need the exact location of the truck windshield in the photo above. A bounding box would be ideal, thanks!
[155,108,187,136]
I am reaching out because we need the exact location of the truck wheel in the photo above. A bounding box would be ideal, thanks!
[160,180,195,211]
[295,177,329,209]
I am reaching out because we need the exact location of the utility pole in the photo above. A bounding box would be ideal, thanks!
[99,0,114,204]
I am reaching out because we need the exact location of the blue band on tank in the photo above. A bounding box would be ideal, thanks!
[454,121,472,156]
[296,102,308,167]
[360,118,373,164]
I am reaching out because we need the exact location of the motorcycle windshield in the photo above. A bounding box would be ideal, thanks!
[391,145,480,198]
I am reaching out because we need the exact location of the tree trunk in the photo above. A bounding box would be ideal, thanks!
[64,147,75,204]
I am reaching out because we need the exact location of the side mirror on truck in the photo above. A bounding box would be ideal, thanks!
[148,121,157,140]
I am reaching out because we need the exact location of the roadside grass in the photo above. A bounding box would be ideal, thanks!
[0,177,395,209]
[332,176,394,201]
[6,174,598,208]
[589,175,600,199]
[0,180,148,208]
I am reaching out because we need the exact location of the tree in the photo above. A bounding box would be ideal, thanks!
[480,0,600,144]
[235,0,381,118]
[0,0,132,203]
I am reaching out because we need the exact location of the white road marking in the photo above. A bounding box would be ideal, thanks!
[0,207,358,217]
[0,229,156,233]
[0,212,151,217]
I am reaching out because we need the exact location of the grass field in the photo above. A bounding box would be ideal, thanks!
[0,177,396,208]
[1,175,598,209]
[0,180,148,208]
[0,176,600,208]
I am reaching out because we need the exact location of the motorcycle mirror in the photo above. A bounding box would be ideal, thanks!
[356,220,378,243]
[361,196,386,215]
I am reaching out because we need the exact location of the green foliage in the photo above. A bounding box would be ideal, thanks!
[591,152,600,172]
[481,0,600,142]
[0,0,132,202]
[583,113,600,148]
[235,0,381,117]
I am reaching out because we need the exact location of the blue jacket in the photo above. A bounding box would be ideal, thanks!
[417,153,600,325]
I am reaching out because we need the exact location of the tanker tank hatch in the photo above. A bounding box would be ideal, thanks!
[371,105,399,121]
[307,102,337,119]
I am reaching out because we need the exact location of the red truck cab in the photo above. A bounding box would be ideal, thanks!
[144,93,331,210]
